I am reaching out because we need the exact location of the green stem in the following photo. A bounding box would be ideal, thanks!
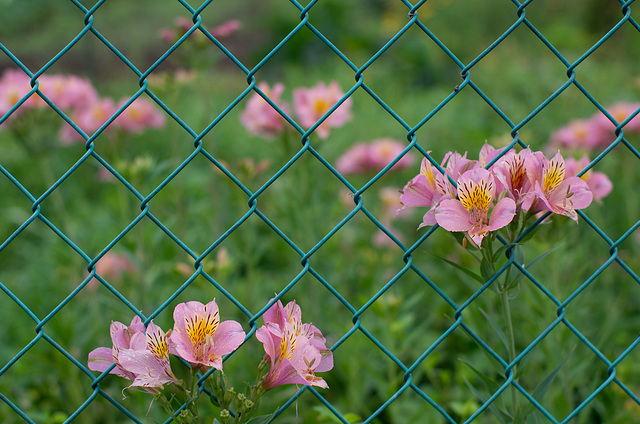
[500,287,518,420]
[188,367,201,420]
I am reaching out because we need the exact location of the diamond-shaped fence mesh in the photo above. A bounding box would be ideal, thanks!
[2,1,640,423]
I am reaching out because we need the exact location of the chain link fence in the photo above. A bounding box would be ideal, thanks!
[2,1,640,423]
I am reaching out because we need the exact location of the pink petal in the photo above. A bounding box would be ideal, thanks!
[256,325,279,362]
[587,171,613,202]
[88,347,115,373]
[399,174,435,209]
[434,199,472,232]
[169,330,196,363]
[561,177,593,210]
[262,299,286,327]
[210,320,245,356]
[487,197,517,231]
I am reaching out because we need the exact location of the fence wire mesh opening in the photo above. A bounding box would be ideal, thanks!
[2,1,640,423]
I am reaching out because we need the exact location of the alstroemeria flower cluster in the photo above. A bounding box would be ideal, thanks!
[398,143,602,246]
[548,101,640,153]
[335,138,416,175]
[0,68,166,143]
[240,80,352,140]
[89,300,245,393]
[88,298,333,395]
[256,299,333,391]
[88,316,178,393]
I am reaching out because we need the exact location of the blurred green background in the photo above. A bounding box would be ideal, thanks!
[2,1,640,423]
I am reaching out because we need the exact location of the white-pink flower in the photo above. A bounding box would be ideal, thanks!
[256,299,333,391]
[170,300,245,371]
[240,82,289,139]
[117,321,178,391]
[523,151,593,222]
[435,168,516,246]
[59,97,117,144]
[335,138,415,175]
[114,96,166,134]
[88,316,147,381]
[564,156,612,204]
[293,81,352,139]
[39,74,99,111]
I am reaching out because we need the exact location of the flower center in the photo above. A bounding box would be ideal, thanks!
[313,98,330,115]
[507,154,527,191]
[148,329,170,360]
[186,309,219,354]
[543,156,565,193]
[458,179,492,213]
[279,326,297,361]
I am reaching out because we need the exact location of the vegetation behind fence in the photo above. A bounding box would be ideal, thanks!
[2,1,640,423]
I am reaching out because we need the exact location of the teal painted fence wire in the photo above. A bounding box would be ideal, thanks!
[1,1,640,423]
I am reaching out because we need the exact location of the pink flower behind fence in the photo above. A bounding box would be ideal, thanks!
[335,138,415,175]
[114,97,166,134]
[548,102,640,153]
[564,156,612,204]
[398,145,602,246]
[435,168,516,246]
[256,298,333,391]
[240,82,290,139]
[293,81,352,139]
[58,97,117,144]
[170,299,246,371]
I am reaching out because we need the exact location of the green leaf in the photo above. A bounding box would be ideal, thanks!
[458,358,501,392]
[244,412,278,424]
[512,244,524,266]
[462,376,510,424]
[480,257,496,283]
[431,253,485,284]
[508,243,564,288]
[491,243,511,263]
[479,308,509,355]
[523,346,575,418]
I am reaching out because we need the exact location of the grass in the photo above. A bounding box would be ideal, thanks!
[2,1,640,423]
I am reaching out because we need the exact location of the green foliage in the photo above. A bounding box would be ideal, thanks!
[2,1,640,424]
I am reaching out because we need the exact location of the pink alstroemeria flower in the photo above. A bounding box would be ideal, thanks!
[59,97,116,144]
[335,138,415,175]
[492,148,533,208]
[548,118,603,152]
[293,81,352,139]
[0,69,45,122]
[39,74,99,111]
[435,168,516,246]
[564,156,612,204]
[398,156,444,227]
[114,96,166,134]
[398,151,477,228]
[118,321,178,391]
[240,82,290,139]
[592,102,640,145]
[523,151,593,222]
[170,300,246,371]
[88,316,146,380]
[256,299,333,391]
